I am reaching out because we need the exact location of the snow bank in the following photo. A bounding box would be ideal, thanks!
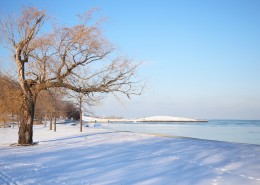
[0,124,260,185]
[136,116,198,122]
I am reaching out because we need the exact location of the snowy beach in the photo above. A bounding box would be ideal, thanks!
[1,124,260,185]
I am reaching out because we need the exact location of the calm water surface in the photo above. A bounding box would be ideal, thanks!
[102,120,260,145]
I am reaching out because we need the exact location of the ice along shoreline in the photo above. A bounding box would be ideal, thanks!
[83,115,208,123]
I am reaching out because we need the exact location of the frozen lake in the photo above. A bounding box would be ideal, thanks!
[102,120,260,145]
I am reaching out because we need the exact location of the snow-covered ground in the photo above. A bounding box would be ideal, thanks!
[0,124,260,185]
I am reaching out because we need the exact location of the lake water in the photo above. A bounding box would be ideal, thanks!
[102,120,260,145]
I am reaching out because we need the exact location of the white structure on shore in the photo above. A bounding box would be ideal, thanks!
[135,116,198,122]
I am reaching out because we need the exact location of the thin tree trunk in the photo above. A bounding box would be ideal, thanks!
[80,113,82,132]
[39,116,43,125]
[44,115,47,127]
[50,115,52,130]
[54,114,56,132]
[12,113,15,129]
[80,98,82,132]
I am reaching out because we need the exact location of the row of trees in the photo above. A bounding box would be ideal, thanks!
[0,73,81,129]
[0,7,141,145]
[0,73,21,124]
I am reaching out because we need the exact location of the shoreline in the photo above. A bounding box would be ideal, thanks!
[82,115,208,123]
[144,132,260,146]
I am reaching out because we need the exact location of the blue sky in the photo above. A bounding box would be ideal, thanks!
[1,0,260,119]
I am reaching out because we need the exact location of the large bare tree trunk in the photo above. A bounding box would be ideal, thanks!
[18,95,36,145]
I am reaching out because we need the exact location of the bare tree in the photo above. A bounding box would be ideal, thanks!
[67,90,97,132]
[0,7,142,145]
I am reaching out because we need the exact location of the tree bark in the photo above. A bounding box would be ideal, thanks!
[80,98,82,132]
[12,113,15,129]
[44,115,47,127]
[18,95,35,145]
[80,113,83,132]
[54,114,56,132]
[50,115,52,130]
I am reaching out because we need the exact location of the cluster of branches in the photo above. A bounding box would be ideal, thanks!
[0,7,141,98]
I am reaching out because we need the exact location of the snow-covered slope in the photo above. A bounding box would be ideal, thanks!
[136,116,198,122]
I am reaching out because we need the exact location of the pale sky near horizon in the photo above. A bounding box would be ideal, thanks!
[0,0,260,119]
